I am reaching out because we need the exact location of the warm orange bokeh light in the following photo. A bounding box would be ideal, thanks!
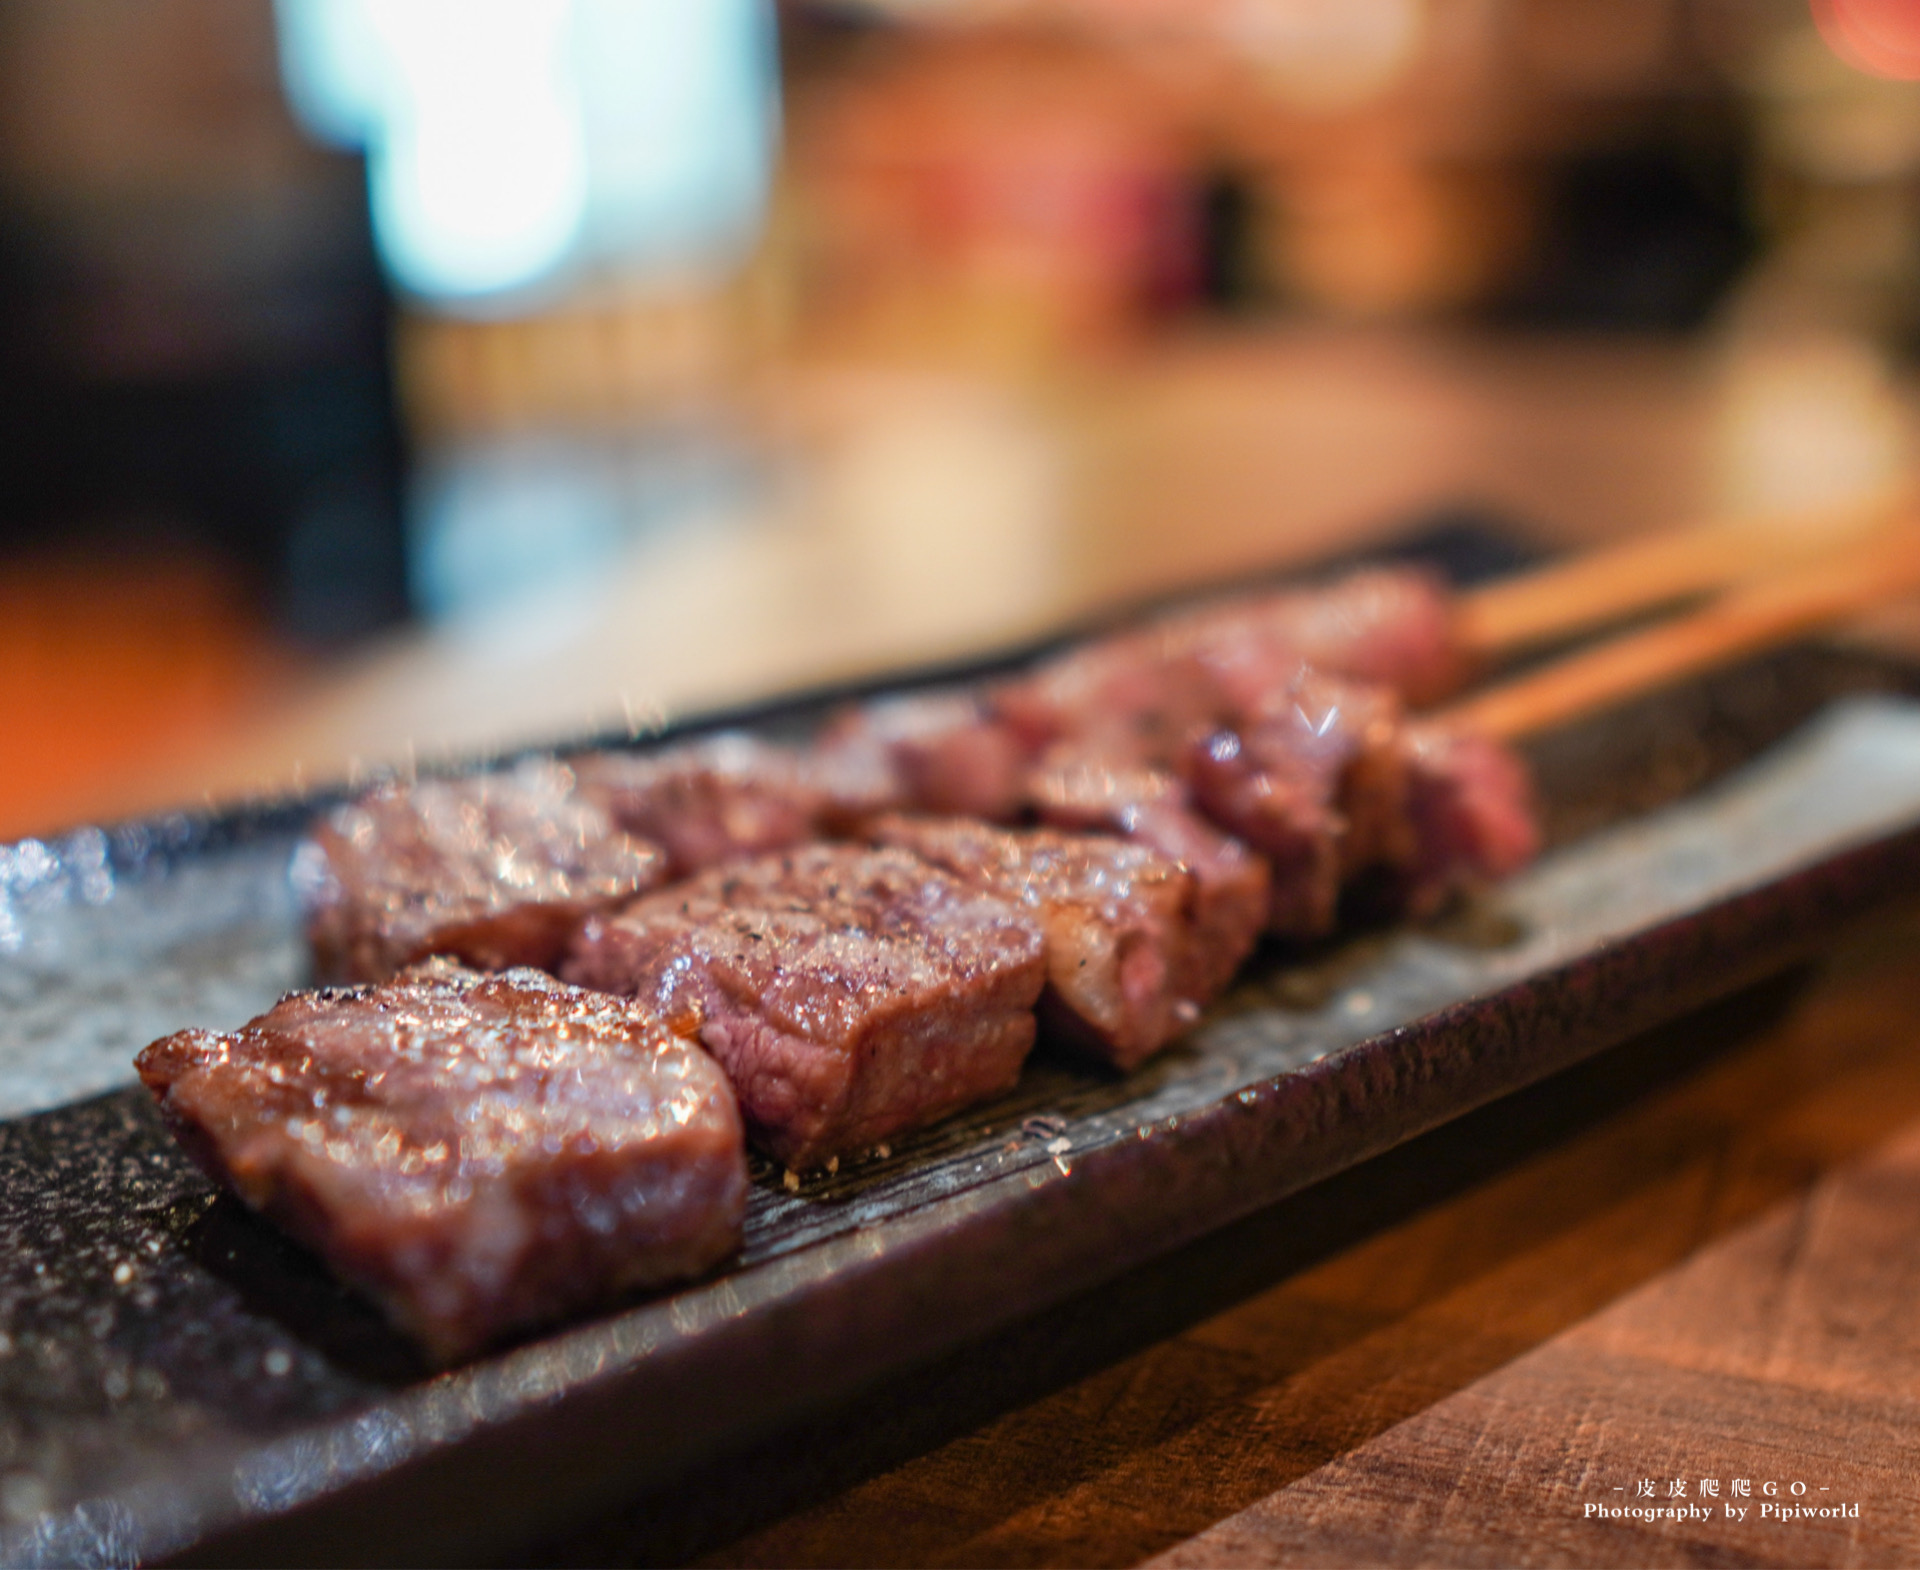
[1813,0,1920,80]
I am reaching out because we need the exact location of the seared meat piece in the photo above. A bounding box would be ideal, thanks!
[814,691,1028,823]
[575,734,826,879]
[1182,564,1465,707]
[1399,723,1540,915]
[564,845,1047,1168]
[992,565,1465,762]
[1188,677,1538,935]
[1187,726,1338,939]
[800,721,906,831]
[870,815,1205,1070]
[1027,753,1269,1003]
[300,760,667,984]
[991,630,1214,765]
[135,961,747,1363]
[1186,672,1410,939]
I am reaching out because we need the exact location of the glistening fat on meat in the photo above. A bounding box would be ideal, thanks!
[299,759,667,983]
[563,844,1048,1169]
[135,961,748,1364]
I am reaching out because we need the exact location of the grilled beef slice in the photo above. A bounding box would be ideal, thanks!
[869,815,1208,1070]
[1186,671,1410,938]
[135,961,747,1363]
[990,564,1465,761]
[1399,723,1541,915]
[301,759,666,983]
[1189,677,1539,935]
[814,690,1029,824]
[563,844,1047,1169]
[574,734,827,879]
[1182,564,1466,707]
[1027,752,1270,1000]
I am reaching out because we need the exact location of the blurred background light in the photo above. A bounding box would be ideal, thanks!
[273,0,385,148]
[272,0,778,308]
[368,0,586,304]
[1814,0,1920,82]
[1228,0,1426,111]
[409,427,761,624]
[1714,331,1914,517]
[411,436,623,622]
[573,0,780,279]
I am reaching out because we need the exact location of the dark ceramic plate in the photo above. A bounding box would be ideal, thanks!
[5,527,1920,1567]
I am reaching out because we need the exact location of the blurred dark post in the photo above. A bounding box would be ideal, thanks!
[0,0,409,646]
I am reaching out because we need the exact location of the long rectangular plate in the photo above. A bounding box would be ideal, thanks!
[3,552,1920,1565]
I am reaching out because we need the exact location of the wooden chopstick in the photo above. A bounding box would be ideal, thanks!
[1435,513,1920,742]
[1454,488,1912,661]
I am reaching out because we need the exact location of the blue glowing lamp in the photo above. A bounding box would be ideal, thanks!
[274,0,779,311]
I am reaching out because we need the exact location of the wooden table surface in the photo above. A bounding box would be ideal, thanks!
[29,326,1920,1566]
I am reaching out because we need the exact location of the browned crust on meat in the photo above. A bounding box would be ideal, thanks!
[868,815,1204,1071]
[564,844,1047,1168]
[136,962,746,1362]
[301,761,667,983]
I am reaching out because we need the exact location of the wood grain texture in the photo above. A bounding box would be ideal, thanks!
[1153,1127,1920,1569]
[701,912,1920,1568]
